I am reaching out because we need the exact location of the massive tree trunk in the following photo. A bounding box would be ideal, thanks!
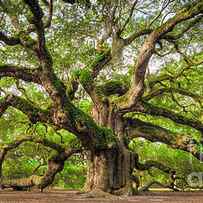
[84,148,136,195]
[84,105,136,195]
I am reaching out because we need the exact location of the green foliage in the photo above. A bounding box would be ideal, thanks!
[0,0,203,191]
[130,139,203,185]
[77,99,92,115]
[54,157,86,189]
[78,68,93,86]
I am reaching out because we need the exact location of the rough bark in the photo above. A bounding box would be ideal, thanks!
[39,149,80,191]
[84,105,136,195]
[83,148,136,195]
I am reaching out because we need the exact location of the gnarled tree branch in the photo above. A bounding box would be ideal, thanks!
[118,1,203,113]
[124,117,203,161]
[134,152,171,173]
[0,95,51,124]
[0,65,41,84]
[0,31,21,46]
[140,101,203,134]
[143,87,203,104]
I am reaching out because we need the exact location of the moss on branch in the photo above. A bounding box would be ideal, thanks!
[96,80,129,97]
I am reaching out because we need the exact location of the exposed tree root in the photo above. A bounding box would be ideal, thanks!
[80,189,119,199]
[112,181,137,196]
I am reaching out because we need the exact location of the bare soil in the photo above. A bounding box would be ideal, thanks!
[1,190,203,203]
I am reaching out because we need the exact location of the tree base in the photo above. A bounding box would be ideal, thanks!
[112,182,137,196]
[80,189,119,199]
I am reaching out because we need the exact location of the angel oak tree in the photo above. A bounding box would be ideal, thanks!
[0,0,203,195]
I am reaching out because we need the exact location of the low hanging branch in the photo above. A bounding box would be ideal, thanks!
[138,176,190,192]
[135,160,171,174]
[0,135,82,191]
[124,117,203,161]
[124,117,174,144]
[0,136,64,179]
[39,148,81,191]
[133,152,171,173]
[138,181,178,192]
[140,101,203,134]
[127,152,173,193]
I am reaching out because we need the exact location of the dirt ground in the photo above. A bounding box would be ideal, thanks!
[1,190,203,203]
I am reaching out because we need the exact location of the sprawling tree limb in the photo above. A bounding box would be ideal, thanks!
[135,160,171,173]
[39,148,81,191]
[0,95,101,151]
[0,135,81,191]
[118,1,203,113]
[23,0,68,105]
[0,31,21,46]
[0,94,116,151]
[34,138,64,152]
[128,151,172,193]
[134,152,171,173]
[163,15,203,42]
[0,135,65,178]
[22,1,110,150]
[0,95,51,124]
[140,101,203,134]
[0,21,37,50]
[124,29,152,45]
[0,65,41,84]
[138,181,177,192]
[124,117,203,161]
[143,87,203,103]
[124,117,175,144]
